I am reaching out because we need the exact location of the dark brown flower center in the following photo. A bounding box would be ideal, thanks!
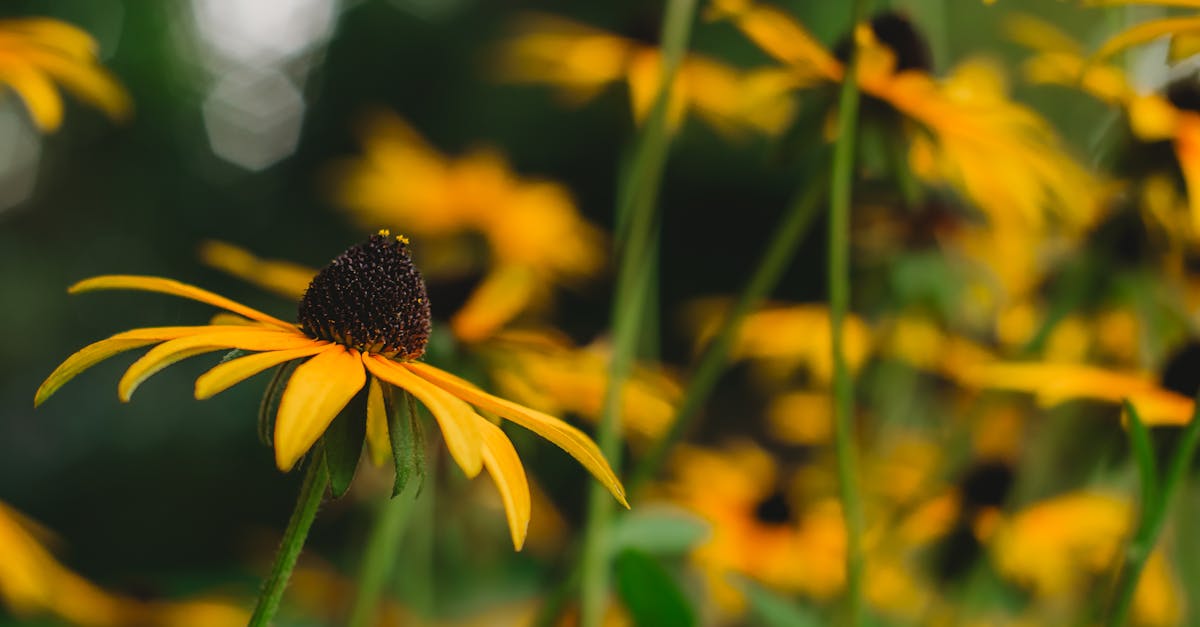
[834,12,933,74]
[753,489,793,525]
[298,231,431,359]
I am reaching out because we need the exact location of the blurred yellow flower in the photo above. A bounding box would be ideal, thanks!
[0,501,246,627]
[712,1,1099,234]
[329,111,606,341]
[1089,0,1200,65]
[686,300,873,387]
[36,233,627,551]
[987,491,1182,627]
[0,18,130,132]
[967,361,1193,425]
[495,13,796,136]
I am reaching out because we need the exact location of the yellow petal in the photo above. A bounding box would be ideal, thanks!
[274,346,367,471]
[404,361,628,507]
[1170,31,1200,62]
[476,416,531,550]
[1094,16,1200,61]
[365,377,391,467]
[450,264,539,343]
[35,326,233,406]
[0,61,62,131]
[20,48,130,122]
[0,18,99,59]
[69,275,295,330]
[1175,118,1200,235]
[198,240,316,301]
[1129,94,1178,141]
[194,343,328,399]
[362,354,484,478]
[119,328,314,401]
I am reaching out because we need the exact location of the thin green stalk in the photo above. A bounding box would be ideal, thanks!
[829,0,870,624]
[578,1,696,624]
[346,487,418,627]
[248,456,329,627]
[1107,394,1200,627]
[630,175,827,490]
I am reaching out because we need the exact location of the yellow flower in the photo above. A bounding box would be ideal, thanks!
[987,491,1182,627]
[495,13,796,136]
[712,1,1098,235]
[0,500,247,626]
[199,241,678,443]
[0,18,130,132]
[37,232,627,551]
[329,112,606,341]
[1089,0,1200,66]
[967,361,1193,425]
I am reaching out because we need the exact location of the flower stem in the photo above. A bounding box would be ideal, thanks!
[630,174,827,490]
[829,1,870,625]
[1107,393,1200,627]
[346,486,417,627]
[578,1,696,625]
[248,456,328,627]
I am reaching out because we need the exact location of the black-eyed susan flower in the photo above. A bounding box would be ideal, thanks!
[0,18,130,132]
[0,500,248,627]
[985,491,1182,627]
[199,241,681,444]
[37,232,628,551]
[494,12,796,137]
[328,112,606,342]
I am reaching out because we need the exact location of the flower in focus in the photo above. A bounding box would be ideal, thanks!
[986,491,1183,627]
[36,232,628,550]
[200,241,682,443]
[0,18,131,132]
[328,112,606,342]
[0,500,247,627]
[494,13,796,136]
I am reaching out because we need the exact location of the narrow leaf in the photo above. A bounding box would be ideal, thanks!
[386,387,425,498]
[257,360,300,447]
[323,401,367,499]
[736,577,823,627]
[614,549,695,627]
[1124,399,1160,511]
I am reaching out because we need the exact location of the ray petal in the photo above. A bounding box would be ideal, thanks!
[274,346,367,471]
[476,416,531,550]
[119,328,316,401]
[0,62,62,131]
[69,275,295,330]
[194,343,328,400]
[35,326,242,406]
[365,377,391,467]
[404,361,628,507]
[1094,15,1200,61]
[362,355,483,478]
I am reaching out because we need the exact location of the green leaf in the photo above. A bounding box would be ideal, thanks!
[614,549,695,627]
[609,506,710,556]
[735,577,823,627]
[323,404,367,500]
[257,360,300,448]
[386,387,425,498]
[1123,399,1160,511]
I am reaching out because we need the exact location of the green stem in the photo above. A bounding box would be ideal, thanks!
[1107,393,1200,627]
[346,487,417,627]
[248,456,329,627]
[829,0,870,625]
[630,174,827,490]
[578,1,696,625]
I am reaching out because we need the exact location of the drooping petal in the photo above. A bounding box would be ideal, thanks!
[362,354,483,478]
[35,326,236,406]
[404,361,628,507]
[118,328,315,401]
[274,346,367,471]
[1094,15,1200,61]
[365,377,391,467]
[194,343,329,399]
[475,417,531,550]
[1175,118,1200,235]
[69,275,296,330]
[0,61,62,131]
[0,18,99,59]
[21,48,131,122]
[199,241,316,301]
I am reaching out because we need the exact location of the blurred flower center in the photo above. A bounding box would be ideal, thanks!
[834,12,932,73]
[297,231,432,359]
[752,489,793,525]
